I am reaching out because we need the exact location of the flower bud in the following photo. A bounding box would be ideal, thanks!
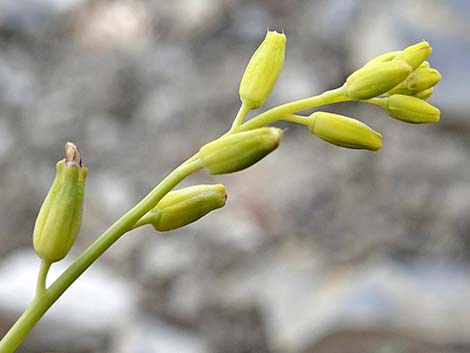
[308,112,382,151]
[388,67,441,95]
[138,185,227,231]
[413,87,433,100]
[239,30,286,109]
[404,67,441,91]
[199,127,282,174]
[345,61,412,100]
[419,61,430,69]
[393,41,432,70]
[384,94,440,123]
[33,143,87,263]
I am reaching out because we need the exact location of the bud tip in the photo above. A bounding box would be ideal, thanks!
[65,142,82,167]
[271,127,283,143]
[265,30,287,45]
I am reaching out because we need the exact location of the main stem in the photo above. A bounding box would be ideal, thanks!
[0,159,203,353]
[0,85,349,353]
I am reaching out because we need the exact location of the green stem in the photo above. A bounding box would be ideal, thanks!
[229,102,251,132]
[0,159,203,353]
[233,86,349,132]
[282,114,311,125]
[0,85,351,353]
[364,97,386,107]
[131,215,153,230]
[181,152,200,167]
[35,260,51,298]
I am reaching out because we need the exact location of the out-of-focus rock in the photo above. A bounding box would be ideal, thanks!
[0,52,37,108]
[0,250,137,351]
[0,0,85,36]
[302,329,463,353]
[198,304,270,353]
[0,119,15,163]
[111,315,212,353]
[217,254,470,353]
[148,0,228,40]
[76,0,152,49]
[138,213,269,325]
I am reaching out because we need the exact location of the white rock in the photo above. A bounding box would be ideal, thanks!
[111,314,211,353]
[0,249,136,331]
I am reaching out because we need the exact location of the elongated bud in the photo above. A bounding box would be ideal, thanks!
[419,61,430,69]
[413,87,433,100]
[138,185,227,231]
[33,143,87,263]
[393,41,432,70]
[388,68,441,95]
[308,112,382,151]
[239,30,286,109]
[404,67,441,91]
[345,61,412,100]
[383,94,440,123]
[199,127,282,174]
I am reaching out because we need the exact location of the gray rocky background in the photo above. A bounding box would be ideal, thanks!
[0,0,469,352]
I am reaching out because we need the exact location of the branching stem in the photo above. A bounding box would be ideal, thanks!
[0,85,351,353]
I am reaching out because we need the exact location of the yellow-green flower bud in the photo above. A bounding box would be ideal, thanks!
[33,143,87,263]
[404,67,441,91]
[308,112,383,151]
[366,50,400,64]
[138,184,227,231]
[413,87,433,100]
[388,68,441,95]
[393,41,432,70]
[345,61,412,100]
[239,30,286,109]
[384,94,440,123]
[199,127,282,174]
[419,61,430,69]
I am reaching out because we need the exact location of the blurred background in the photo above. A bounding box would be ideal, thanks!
[0,0,469,352]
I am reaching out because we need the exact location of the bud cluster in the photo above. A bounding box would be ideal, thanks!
[345,41,440,100]
[341,41,441,126]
